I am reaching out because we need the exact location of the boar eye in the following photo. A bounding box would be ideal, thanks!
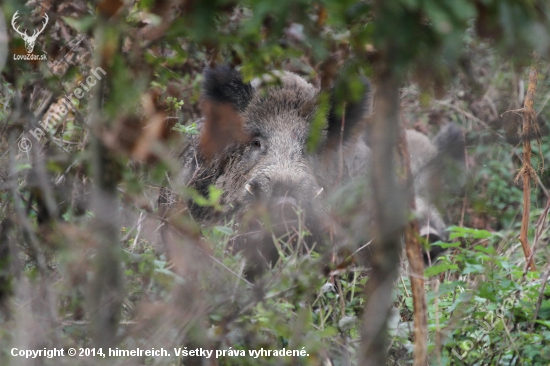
[252,138,262,149]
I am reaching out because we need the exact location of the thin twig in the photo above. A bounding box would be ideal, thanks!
[518,53,539,272]
[398,122,428,366]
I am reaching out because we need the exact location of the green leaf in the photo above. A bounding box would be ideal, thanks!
[214,225,233,236]
[208,186,223,203]
[173,122,199,135]
[425,263,458,277]
[448,226,494,240]
[462,262,485,275]
[474,245,497,255]
[535,320,550,329]
[433,242,460,249]
[15,163,32,172]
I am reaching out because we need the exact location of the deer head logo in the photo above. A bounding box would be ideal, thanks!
[11,11,49,53]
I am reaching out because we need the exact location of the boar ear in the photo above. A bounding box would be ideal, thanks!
[202,65,253,112]
[199,65,253,161]
[432,122,466,195]
[326,77,371,144]
[433,122,465,163]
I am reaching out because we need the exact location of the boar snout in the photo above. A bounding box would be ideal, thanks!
[268,182,303,225]
[244,177,319,225]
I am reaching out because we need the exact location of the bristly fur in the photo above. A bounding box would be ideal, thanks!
[187,65,373,227]
[244,72,319,138]
[433,122,465,163]
[202,65,254,112]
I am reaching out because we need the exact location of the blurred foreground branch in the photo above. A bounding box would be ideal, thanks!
[88,27,123,348]
[361,69,405,365]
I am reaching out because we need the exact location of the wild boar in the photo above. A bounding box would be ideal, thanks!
[177,65,464,275]
[402,123,465,261]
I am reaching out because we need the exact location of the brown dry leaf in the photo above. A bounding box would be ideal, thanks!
[100,112,169,163]
[131,112,167,162]
[101,37,118,66]
[317,6,328,27]
[102,115,142,154]
[97,0,123,18]
[199,100,251,161]
[318,57,339,91]
[102,90,177,162]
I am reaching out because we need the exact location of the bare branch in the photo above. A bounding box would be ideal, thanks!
[519,53,540,272]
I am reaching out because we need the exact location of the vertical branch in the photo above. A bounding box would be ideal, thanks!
[397,128,428,365]
[519,53,539,272]
[361,69,405,365]
[88,26,123,348]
